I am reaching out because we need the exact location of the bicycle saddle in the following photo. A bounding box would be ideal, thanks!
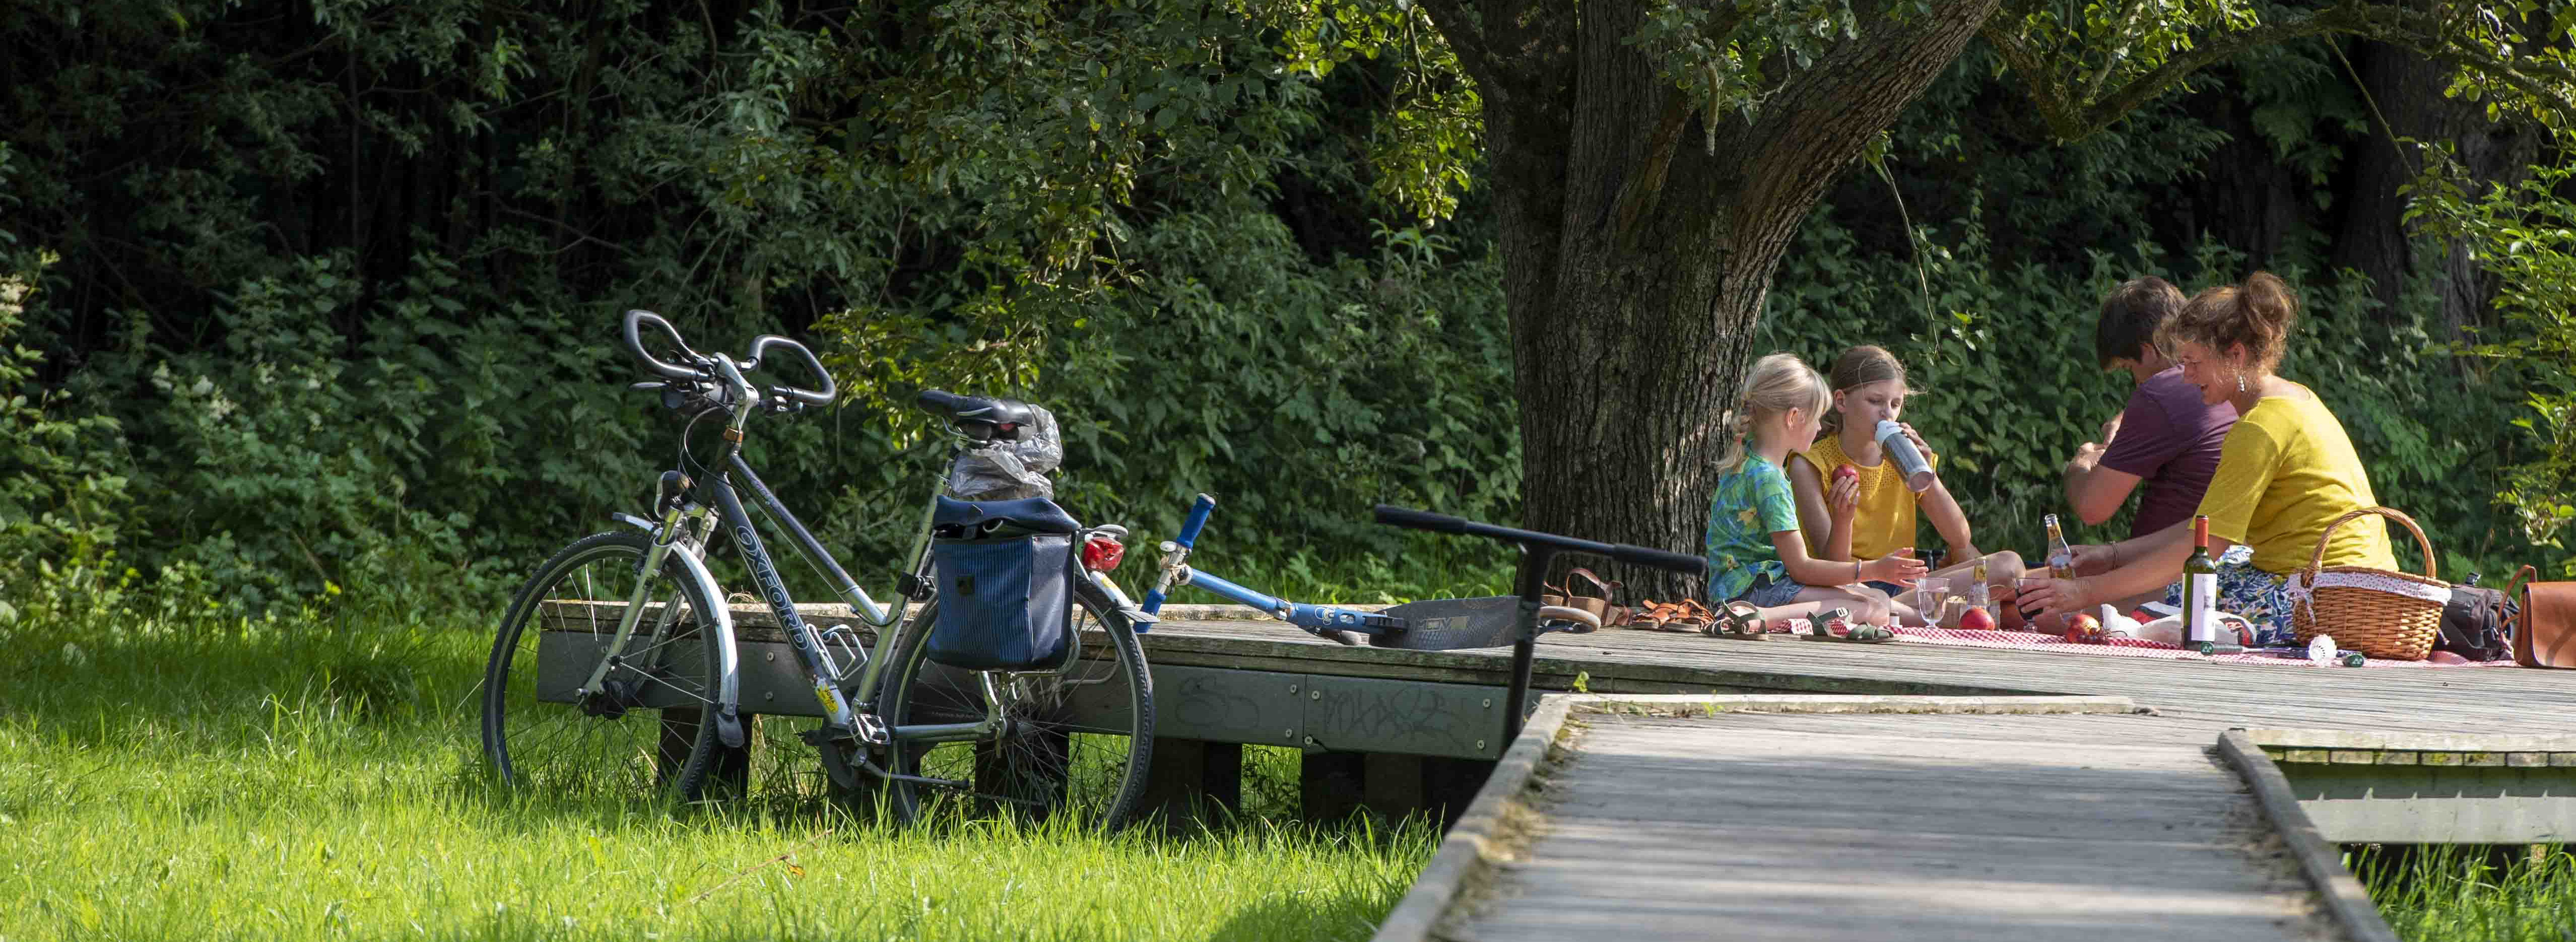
[932,495,1082,535]
[915,389,1041,431]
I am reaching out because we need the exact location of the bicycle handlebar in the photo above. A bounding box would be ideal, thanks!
[749,334,836,407]
[620,310,834,409]
[1371,504,1706,575]
[623,310,704,380]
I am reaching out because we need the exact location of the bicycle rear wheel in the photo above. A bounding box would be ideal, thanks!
[481,530,730,802]
[878,592,1153,828]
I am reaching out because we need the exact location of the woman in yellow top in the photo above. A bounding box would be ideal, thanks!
[1787,346,2021,600]
[2017,272,2396,646]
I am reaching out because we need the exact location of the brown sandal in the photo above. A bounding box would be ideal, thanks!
[1564,567,1619,625]
[1660,598,1720,636]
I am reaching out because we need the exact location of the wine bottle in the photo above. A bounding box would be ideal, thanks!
[2183,515,2217,652]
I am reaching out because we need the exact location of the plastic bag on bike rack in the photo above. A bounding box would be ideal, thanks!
[945,404,1062,500]
[928,531,1076,671]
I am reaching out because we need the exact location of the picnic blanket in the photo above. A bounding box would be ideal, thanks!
[1886,624,2519,668]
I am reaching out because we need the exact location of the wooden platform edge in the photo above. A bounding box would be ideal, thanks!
[1370,693,2150,941]
[1567,693,2145,716]
[2239,727,2576,754]
[1369,695,1576,942]
[2216,729,2403,942]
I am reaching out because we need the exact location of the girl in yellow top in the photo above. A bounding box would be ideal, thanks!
[1787,346,2022,600]
[2017,273,2396,646]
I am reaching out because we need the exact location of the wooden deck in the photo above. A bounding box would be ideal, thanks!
[1138,615,2568,736]
[1416,707,2364,942]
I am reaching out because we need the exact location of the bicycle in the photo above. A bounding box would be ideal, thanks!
[479,310,1160,827]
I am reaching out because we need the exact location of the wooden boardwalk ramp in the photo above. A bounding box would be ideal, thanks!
[1382,697,2392,942]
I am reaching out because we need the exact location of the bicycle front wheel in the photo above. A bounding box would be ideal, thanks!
[481,530,730,802]
[878,591,1154,828]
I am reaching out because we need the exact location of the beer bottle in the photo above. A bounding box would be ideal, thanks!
[1967,556,1990,610]
[2043,514,2076,580]
[2183,515,2218,652]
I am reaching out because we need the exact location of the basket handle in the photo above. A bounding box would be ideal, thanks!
[2300,506,2436,581]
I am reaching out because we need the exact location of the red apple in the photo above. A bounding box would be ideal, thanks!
[2064,613,2102,643]
[1832,463,1860,485]
[1959,607,1996,632]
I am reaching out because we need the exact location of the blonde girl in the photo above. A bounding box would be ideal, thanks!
[1705,352,1928,632]
[1785,345,2022,607]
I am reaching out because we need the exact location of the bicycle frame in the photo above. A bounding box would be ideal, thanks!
[573,356,1003,762]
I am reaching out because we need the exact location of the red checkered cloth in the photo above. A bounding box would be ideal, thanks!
[1885,625,2520,668]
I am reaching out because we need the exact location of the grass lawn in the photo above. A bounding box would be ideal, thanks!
[2354,844,2576,942]
[0,606,1432,941]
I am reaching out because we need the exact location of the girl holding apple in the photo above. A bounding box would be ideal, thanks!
[1786,346,2024,619]
[1704,352,1929,635]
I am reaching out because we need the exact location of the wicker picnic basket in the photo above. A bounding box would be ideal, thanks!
[2287,506,2447,661]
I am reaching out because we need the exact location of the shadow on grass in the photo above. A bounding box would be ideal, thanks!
[1197,881,1414,942]
[0,610,494,748]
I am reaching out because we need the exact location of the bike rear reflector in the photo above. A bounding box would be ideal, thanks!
[1081,534,1125,572]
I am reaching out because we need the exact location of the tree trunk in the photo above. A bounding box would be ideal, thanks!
[2333,40,2538,340]
[1423,0,2003,599]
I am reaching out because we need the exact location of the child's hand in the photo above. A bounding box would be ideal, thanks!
[1864,549,1928,586]
[1896,422,1933,459]
[1826,475,1860,518]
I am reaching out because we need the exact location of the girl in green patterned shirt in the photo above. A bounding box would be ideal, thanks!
[1705,353,1927,632]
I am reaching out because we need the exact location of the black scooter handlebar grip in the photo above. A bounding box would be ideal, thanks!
[1611,544,1707,575]
[1372,504,1467,533]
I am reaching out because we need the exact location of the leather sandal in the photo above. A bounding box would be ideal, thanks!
[1657,598,1715,635]
[1629,599,1680,631]
[1565,567,1619,624]
[1808,607,1894,643]
[1705,600,1764,639]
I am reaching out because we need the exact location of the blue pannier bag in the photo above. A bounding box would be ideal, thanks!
[927,497,1080,671]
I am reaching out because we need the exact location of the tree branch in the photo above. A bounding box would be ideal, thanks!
[1999,1,2576,143]
[1730,0,2005,235]
[1414,0,1498,93]
[2068,4,2392,137]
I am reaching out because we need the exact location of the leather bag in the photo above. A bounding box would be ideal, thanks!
[2506,565,2576,669]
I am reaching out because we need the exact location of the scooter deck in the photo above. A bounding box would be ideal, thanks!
[1366,595,1526,651]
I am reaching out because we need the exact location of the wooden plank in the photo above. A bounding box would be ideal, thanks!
[1363,753,1426,821]
[1137,737,1242,831]
[2215,731,2404,942]
[2241,728,2576,753]
[1371,698,1575,942]
[1433,711,2352,942]
[1301,750,1366,823]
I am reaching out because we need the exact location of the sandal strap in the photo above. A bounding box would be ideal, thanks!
[1567,567,1621,598]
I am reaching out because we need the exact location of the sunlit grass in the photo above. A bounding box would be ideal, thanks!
[0,606,1433,941]
[2352,844,2576,942]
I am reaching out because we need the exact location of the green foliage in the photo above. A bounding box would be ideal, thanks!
[1038,219,1516,556]
[2409,142,2576,568]
[0,245,128,592]
[2352,844,2576,941]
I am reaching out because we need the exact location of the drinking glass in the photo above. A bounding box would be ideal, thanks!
[1912,576,1949,622]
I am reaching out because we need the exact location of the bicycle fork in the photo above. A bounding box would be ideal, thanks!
[586,501,746,748]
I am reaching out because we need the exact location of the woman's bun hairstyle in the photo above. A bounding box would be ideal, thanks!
[2160,271,2299,374]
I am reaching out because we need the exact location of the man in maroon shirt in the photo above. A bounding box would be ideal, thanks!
[2063,277,2239,562]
